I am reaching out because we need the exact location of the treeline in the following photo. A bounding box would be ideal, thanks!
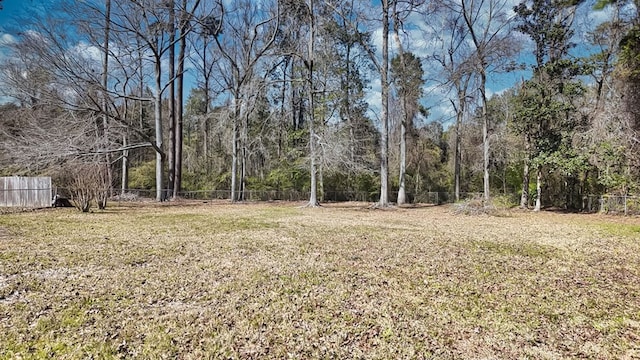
[0,0,638,210]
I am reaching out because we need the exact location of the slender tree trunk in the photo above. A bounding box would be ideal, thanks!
[101,0,112,205]
[138,38,144,129]
[154,57,164,202]
[121,134,128,195]
[279,59,289,159]
[241,112,248,201]
[203,118,209,158]
[319,164,325,202]
[167,1,176,197]
[520,133,530,208]
[503,167,507,195]
[454,123,461,202]
[453,91,465,202]
[344,44,355,163]
[534,167,542,211]
[307,0,318,207]
[202,36,210,158]
[398,120,407,205]
[392,4,407,205]
[480,69,490,202]
[378,0,390,207]
[309,110,318,206]
[460,1,491,202]
[231,97,239,202]
[174,0,187,199]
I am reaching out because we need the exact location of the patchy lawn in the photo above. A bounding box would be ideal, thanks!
[0,202,639,359]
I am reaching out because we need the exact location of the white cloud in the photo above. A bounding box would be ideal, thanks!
[71,41,103,63]
[0,33,16,46]
[22,30,46,43]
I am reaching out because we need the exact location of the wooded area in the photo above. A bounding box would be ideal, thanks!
[0,0,638,211]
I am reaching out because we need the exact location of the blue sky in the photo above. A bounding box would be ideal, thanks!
[0,0,37,102]
[0,0,35,28]
[0,0,45,47]
[0,0,24,16]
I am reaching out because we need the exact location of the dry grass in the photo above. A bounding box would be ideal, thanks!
[1,201,640,359]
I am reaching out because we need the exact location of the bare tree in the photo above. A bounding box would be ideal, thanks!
[0,4,154,173]
[107,0,204,201]
[327,0,392,207]
[428,4,475,202]
[211,0,280,201]
[100,0,113,206]
[189,2,222,159]
[173,0,201,198]
[459,0,520,202]
[390,0,425,205]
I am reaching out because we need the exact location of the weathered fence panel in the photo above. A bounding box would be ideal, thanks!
[0,177,52,208]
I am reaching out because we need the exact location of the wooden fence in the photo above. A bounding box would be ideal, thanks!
[0,177,52,208]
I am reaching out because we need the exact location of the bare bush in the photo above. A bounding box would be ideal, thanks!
[66,163,109,212]
[453,195,514,216]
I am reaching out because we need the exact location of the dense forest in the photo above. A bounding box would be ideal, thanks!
[0,0,638,210]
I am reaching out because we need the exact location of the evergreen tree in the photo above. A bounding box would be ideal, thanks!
[513,0,586,210]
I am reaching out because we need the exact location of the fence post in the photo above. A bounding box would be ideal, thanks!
[624,194,628,216]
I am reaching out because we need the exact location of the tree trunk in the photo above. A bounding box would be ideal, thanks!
[307,0,318,207]
[503,166,507,195]
[453,92,464,202]
[520,133,530,208]
[378,0,390,208]
[121,134,128,195]
[202,36,210,158]
[345,43,355,163]
[174,58,183,198]
[102,0,112,203]
[481,69,490,202]
[534,167,542,211]
[319,164,324,202]
[154,57,164,202]
[138,38,144,129]
[460,0,492,203]
[397,120,407,205]
[230,97,239,202]
[174,0,187,199]
[393,4,407,206]
[241,112,248,201]
[167,1,176,197]
[203,117,209,158]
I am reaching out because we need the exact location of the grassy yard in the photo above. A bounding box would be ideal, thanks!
[1,202,639,359]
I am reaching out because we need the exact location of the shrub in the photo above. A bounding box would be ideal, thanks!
[128,161,155,190]
[66,162,109,212]
[453,196,512,216]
